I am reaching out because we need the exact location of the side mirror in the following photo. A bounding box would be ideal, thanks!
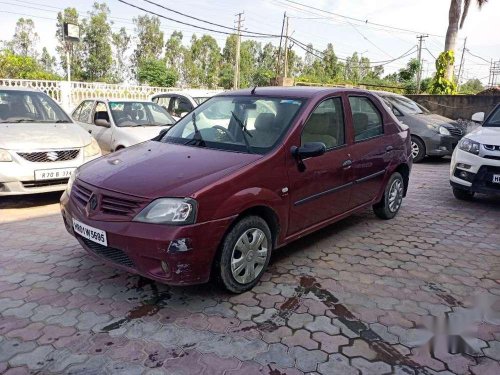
[291,142,326,171]
[471,112,484,123]
[95,119,110,127]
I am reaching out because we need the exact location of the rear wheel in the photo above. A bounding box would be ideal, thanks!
[373,172,404,220]
[452,187,475,201]
[217,216,272,293]
[411,136,426,163]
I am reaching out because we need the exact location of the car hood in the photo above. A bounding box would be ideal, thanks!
[78,141,261,198]
[0,122,92,150]
[408,113,457,127]
[465,126,500,145]
[115,125,172,142]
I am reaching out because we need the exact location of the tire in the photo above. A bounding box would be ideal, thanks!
[411,136,426,163]
[216,216,272,293]
[452,187,474,201]
[373,172,404,220]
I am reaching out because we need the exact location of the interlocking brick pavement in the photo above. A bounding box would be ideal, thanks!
[0,160,499,374]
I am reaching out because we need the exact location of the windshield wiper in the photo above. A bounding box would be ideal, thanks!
[231,111,253,154]
[184,113,205,147]
[2,118,36,123]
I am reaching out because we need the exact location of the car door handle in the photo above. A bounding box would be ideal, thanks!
[386,146,394,152]
[342,159,352,168]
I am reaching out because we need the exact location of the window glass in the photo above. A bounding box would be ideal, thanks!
[72,102,83,120]
[78,101,94,123]
[484,106,500,127]
[301,97,345,149]
[172,97,193,117]
[349,96,383,142]
[154,96,172,110]
[94,102,110,125]
[109,101,175,127]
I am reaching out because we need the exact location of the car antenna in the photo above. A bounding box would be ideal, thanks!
[251,86,257,95]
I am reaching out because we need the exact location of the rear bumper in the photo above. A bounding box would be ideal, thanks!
[60,191,235,285]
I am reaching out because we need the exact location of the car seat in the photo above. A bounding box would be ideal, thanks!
[302,113,337,148]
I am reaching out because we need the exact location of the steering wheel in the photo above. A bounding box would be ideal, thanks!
[212,125,236,142]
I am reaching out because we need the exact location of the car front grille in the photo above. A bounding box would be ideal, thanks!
[80,237,135,269]
[484,144,500,151]
[472,166,500,191]
[72,182,145,218]
[22,178,69,188]
[17,149,80,163]
[448,127,463,137]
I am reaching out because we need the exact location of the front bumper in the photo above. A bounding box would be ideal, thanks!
[60,191,235,285]
[425,134,461,156]
[0,151,101,196]
[450,148,500,195]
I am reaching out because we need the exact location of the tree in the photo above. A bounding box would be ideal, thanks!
[133,14,164,77]
[459,78,483,94]
[39,47,56,73]
[56,7,85,81]
[137,58,177,87]
[430,51,457,94]
[189,34,221,88]
[253,42,277,86]
[8,18,39,57]
[0,50,59,80]
[165,31,185,83]
[111,27,130,83]
[82,2,113,81]
[444,0,488,80]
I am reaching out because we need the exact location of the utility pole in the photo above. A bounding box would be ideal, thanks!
[416,34,428,94]
[283,15,290,78]
[276,12,286,78]
[457,37,467,89]
[233,12,244,89]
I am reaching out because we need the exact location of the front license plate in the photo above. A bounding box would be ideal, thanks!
[72,219,107,246]
[493,174,500,184]
[34,168,75,181]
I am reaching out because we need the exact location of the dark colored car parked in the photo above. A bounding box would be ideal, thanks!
[377,92,463,162]
[60,87,412,293]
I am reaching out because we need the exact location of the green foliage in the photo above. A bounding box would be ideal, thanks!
[7,18,39,57]
[430,51,457,94]
[137,58,178,87]
[39,47,56,73]
[56,7,85,81]
[133,14,164,77]
[0,50,60,80]
[459,78,483,94]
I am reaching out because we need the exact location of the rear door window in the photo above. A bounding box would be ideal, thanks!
[348,96,383,142]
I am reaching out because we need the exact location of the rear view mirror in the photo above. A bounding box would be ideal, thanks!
[95,119,110,127]
[471,112,484,123]
[291,142,326,172]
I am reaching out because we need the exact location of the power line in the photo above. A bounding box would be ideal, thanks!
[465,49,491,64]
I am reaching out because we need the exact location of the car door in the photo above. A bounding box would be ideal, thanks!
[346,95,393,209]
[91,101,113,153]
[287,96,353,235]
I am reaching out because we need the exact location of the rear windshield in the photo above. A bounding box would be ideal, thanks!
[109,101,176,127]
[382,95,428,115]
[484,106,500,127]
[0,90,71,123]
[161,96,305,154]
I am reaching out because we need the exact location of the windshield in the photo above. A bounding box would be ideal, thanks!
[109,101,176,127]
[161,96,304,154]
[383,95,427,115]
[194,97,210,105]
[484,106,500,127]
[0,90,71,123]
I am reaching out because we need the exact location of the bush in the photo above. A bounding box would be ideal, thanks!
[0,50,60,80]
[137,58,178,87]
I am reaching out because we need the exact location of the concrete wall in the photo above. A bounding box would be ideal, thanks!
[406,95,499,120]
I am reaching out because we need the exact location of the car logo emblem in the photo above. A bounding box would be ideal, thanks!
[86,193,98,216]
[46,151,59,161]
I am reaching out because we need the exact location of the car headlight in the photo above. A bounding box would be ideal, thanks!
[66,169,78,196]
[133,198,197,225]
[458,138,480,155]
[438,126,451,136]
[0,148,13,162]
[84,138,101,157]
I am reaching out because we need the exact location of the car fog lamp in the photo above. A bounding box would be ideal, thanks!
[456,163,471,170]
[161,261,170,276]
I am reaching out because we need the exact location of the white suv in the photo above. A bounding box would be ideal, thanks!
[450,104,500,200]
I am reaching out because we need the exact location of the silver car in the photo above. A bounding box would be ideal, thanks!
[0,87,101,196]
[71,99,176,153]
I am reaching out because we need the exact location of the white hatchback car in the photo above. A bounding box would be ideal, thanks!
[0,87,101,196]
[450,104,500,200]
[71,99,176,153]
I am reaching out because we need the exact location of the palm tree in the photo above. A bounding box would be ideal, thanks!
[444,0,488,80]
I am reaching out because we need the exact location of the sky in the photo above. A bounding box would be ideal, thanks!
[0,0,498,84]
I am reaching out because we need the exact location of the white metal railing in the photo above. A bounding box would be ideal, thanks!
[0,78,221,111]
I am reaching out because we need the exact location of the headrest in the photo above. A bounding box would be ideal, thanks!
[353,113,368,131]
[306,114,330,134]
[254,113,276,131]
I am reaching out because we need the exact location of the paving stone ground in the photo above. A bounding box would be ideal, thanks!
[0,159,499,375]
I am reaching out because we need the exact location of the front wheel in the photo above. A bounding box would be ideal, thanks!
[216,216,272,293]
[373,172,404,220]
[411,136,426,163]
[452,187,475,201]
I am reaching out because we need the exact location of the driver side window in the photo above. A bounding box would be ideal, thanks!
[301,97,345,149]
[94,102,110,126]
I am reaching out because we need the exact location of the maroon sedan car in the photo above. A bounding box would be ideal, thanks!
[61,87,412,293]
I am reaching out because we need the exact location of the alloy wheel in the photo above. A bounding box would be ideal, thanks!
[231,228,268,284]
[388,179,403,213]
[411,141,420,159]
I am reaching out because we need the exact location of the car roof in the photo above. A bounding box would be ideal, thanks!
[216,86,373,99]
[151,90,222,98]
[77,98,154,103]
[0,86,41,92]
[370,90,402,97]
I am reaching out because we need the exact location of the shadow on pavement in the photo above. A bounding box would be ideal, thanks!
[0,191,62,209]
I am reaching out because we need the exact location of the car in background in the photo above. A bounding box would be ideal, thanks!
[61,87,412,293]
[450,104,500,200]
[150,90,222,120]
[376,91,463,162]
[0,87,101,196]
[71,99,176,153]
